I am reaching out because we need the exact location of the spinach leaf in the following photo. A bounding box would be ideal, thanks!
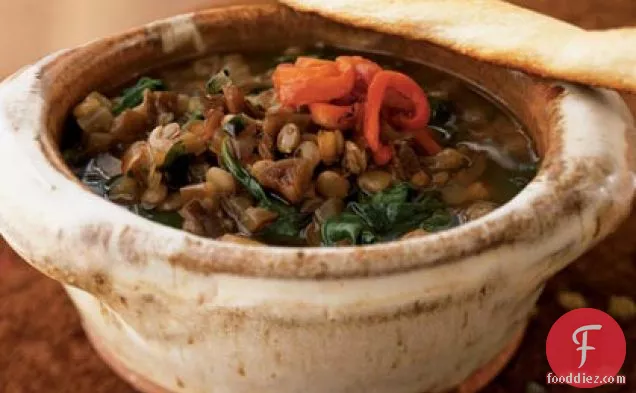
[369,182,410,205]
[258,213,311,245]
[349,202,388,232]
[161,142,187,170]
[220,139,308,241]
[324,184,457,245]
[221,138,294,216]
[112,77,165,115]
[130,205,184,229]
[321,213,376,246]
[420,209,457,232]
[350,183,412,232]
[260,199,297,218]
[381,202,455,240]
[206,69,232,94]
[351,201,436,238]
[221,138,270,203]
[222,114,248,137]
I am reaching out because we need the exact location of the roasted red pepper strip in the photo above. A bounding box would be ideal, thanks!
[364,70,439,165]
[272,57,355,107]
[294,57,335,68]
[336,56,382,85]
[309,103,358,130]
[274,56,440,164]
[383,88,415,111]
[332,56,383,103]
[306,57,381,131]
[409,129,443,156]
[278,56,379,128]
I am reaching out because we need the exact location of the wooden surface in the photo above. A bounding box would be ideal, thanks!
[0,1,635,392]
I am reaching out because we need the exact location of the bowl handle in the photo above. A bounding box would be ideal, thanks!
[0,57,119,296]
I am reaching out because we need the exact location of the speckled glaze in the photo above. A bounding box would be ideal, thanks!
[0,4,634,393]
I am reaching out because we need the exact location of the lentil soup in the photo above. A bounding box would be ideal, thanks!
[62,46,538,247]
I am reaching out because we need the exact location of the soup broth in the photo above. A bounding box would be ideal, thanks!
[62,46,538,247]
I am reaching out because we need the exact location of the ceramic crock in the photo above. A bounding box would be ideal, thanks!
[0,4,634,393]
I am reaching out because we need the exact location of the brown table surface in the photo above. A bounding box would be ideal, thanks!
[1,1,636,392]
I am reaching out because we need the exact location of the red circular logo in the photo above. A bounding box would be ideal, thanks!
[546,308,626,388]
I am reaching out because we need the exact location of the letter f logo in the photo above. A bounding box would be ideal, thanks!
[572,324,602,368]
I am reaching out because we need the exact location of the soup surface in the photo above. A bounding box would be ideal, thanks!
[62,46,538,246]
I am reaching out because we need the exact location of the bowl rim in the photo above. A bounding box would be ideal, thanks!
[0,3,633,283]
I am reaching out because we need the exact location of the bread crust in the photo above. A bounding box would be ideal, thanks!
[280,0,636,93]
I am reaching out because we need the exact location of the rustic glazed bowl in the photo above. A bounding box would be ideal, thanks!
[0,4,634,393]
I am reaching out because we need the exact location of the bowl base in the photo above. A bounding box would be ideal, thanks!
[84,323,525,393]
